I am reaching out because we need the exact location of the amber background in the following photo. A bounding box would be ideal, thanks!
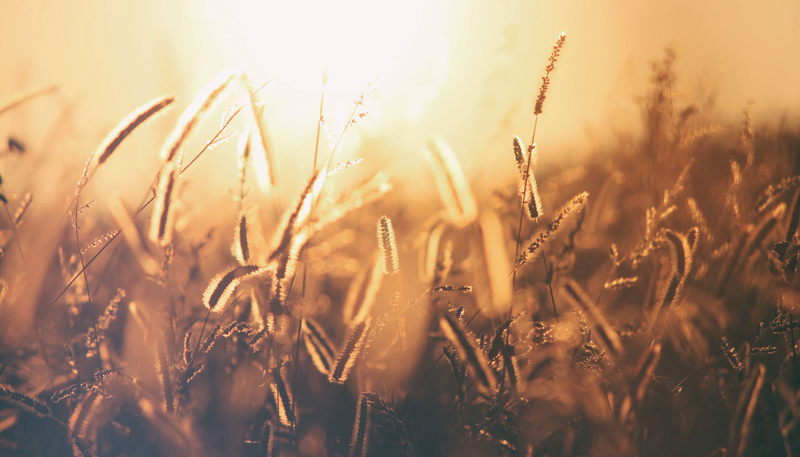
[1,0,799,200]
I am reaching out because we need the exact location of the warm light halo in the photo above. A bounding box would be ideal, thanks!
[226,0,426,92]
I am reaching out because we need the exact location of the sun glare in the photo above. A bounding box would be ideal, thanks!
[222,0,428,91]
[201,0,450,182]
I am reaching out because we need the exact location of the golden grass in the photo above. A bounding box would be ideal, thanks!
[0,47,798,457]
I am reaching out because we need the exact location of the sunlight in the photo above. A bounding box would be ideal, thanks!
[225,0,428,91]
[203,0,449,179]
[4,2,800,455]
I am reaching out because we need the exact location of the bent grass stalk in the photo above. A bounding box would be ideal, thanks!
[95,95,175,167]
[160,69,240,163]
[0,84,58,117]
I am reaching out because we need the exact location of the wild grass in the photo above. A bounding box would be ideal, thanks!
[0,43,799,457]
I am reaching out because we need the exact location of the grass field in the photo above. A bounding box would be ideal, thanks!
[0,34,799,457]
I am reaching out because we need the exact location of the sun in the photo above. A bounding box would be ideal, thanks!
[200,0,449,184]
[214,0,429,92]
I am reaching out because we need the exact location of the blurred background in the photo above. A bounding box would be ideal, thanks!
[1,0,799,201]
[1,3,800,455]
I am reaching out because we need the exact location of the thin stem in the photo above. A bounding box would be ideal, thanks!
[511,117,537,290]
[0,85,57,117]
[181,79,275,175]
[3,203,25,264]
[73,170,102,372]
[320,82,371,186]
[300,76,326,300]
[312,78,326,173]
[511,115,559,322]
[0,231,121,377]
[790,310,799,388]
[181,106,244,174]
[594,259,618,311]
[531,217,559,322]
[73,160,110,452]
[405,303,485,400]
[439,379,476,430]
[189,309,212,367]
[296,76,327,387]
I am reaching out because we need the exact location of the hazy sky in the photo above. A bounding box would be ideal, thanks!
[2,0,799,199]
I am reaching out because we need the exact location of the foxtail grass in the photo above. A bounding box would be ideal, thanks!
[439,313,498,393]
[329,318,371,384]
[149,162,180,247]
[349,393,371,457]
[377,216,399,275]
[651,229,694,328]
[423,136,478,227]
[160,69,240,162]
[301,318,337,375]
[95,95,174,167]
[271,365,295,427]
[202,264,263,313]
[515,191,589,268]
[534,32,567,116]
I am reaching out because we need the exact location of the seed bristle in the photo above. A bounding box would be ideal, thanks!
[377,216,400,275]
[96,95,175,166]
[203,264,264,313]
[329,318,371,384]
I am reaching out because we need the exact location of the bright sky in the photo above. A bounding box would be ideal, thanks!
[1,0,799,201]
